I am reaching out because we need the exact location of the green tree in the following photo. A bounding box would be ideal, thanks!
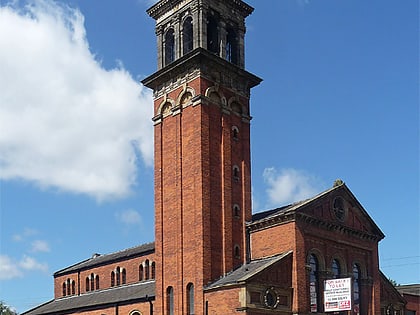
[0,301,18,315]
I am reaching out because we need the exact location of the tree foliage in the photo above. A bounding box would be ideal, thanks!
[0,301,18,315]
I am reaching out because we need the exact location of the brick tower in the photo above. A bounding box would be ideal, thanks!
[142,0,261,314]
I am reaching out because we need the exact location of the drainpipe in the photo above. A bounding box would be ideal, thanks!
[246,227,251,263]
[146,295,153,315]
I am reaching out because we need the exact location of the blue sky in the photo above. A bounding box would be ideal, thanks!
[0,0,418,312]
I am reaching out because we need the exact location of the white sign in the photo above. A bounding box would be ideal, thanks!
[324,278,352,312]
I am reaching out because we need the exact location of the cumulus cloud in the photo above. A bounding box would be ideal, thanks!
[116,209,142,226]
[0,0,153,201]
[19,255,49,272]
[0,255,23,280]
[31,240,51,253]
[263,167,323,206]
[0,255,48,280]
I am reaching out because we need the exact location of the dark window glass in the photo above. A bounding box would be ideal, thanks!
[139,265,144,281]
[309,254,319,313]
[72,280,75,295]
[151,262,156,279]
[62,283,66,297]
[111,271,115,287]
[167,286,174,315]
[86,277,90,292]
[332,259,341,278]
[95,275,99,290]
[165,29,175,65]
[145,260,150,280]
[353,263,361,315]
[207,16,219,54]
[187,283,195,315]
[183,17,193,55]
[122,268,126,284]
[116,267,121,286]
[226,28,238,64]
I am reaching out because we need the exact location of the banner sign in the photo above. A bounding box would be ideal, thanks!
[324,278,352,312]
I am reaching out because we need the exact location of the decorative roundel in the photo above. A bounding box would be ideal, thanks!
[332,196,347,222]
[263,288,279,309]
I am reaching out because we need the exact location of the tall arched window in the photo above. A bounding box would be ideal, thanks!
[151,262,156,279]
[182,17,193,55]
[207,15,219,54]
[187,283,194,315]
[62,282,66,297]
[67,279,71,296]
[309,254,320,313]
[167,286,174,315]
[353,263,361,315]
[165,29,175,66]
[332,259,341,278]
[116,267,121,286]
[86,277,90,292]
[71,280,76,295]
[111,271,115,287]
[90,273,94,291]
[95,275,99,290]
[226,28,238,65]
[139,264,144,281]
[122,268,126,284]
[145,260,150,280]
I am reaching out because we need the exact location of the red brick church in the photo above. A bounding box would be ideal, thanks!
[23,0,407,314]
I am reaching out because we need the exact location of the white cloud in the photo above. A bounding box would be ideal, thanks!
[31,240,51,253]
[12,228,39,242]
[0,254,48,280]
[19,255,48,272]
[263,167,323,206]
[0,0,153,201]
[116,209,142,226]
[0,255,23,280]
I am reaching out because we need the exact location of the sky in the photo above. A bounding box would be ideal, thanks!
[0,0,418,312]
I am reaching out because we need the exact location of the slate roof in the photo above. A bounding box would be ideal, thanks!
[205,251,292,290]
[397,284,420,296]
[54,242,155,276]
[22,281,155,315]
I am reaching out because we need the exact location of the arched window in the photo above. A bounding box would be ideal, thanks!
[165,28,175,66]
[116,267,121,286]
[207,15,219,54]
[187,283,195,315]
[67,279,71,296]
[151,262,156,279]
[90,273,94,291]
[111,271,115,287]
[309,254,320,313]
[332,259,341,278]
[353,263,361,315]
[95,275,99,290]
[226,27,238,65]
[233,204,240,218]
[86,277,90,292]
[139,264,144,281]
[232,126,239,140]
[122,268,126,284]
[234,245,240,258]
[71,280,76,295]
[167,286,174,315]
[145,260,150,280]
[233,165,240,181]
[62,282,66,297]
[183,17,193,55]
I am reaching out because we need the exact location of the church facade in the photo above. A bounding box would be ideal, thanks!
[23,0,406,314]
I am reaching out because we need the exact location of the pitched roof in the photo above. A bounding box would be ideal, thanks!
[205,251,292,290]
[22,281,155,315]
[249,183,384,240]
[397,284,420,296]
[54,242,155,276]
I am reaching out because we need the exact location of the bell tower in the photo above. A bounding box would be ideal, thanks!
[142,0,261,314]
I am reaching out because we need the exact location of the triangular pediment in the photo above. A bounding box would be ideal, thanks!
[295,183,385,241]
